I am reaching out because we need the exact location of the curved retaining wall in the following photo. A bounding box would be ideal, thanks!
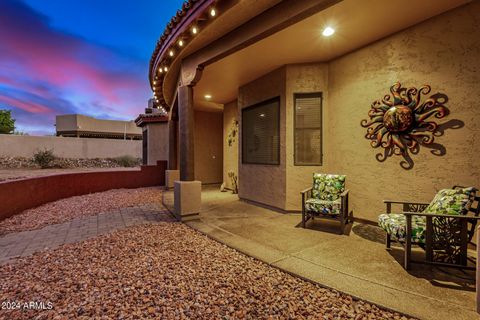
[0,161,167,221]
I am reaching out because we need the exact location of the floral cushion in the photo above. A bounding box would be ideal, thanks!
[423,187,474,216]
[305,198,342,215]
[378,213,426,244]
[312,173,346,201]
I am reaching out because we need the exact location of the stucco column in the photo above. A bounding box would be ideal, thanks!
[168,120,177,170]
[174,68,201,220]
[178,85,195,181]
[165,119,180,190]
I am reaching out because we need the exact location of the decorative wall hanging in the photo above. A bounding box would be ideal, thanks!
[361,82,451,169]
[227,119,239,147]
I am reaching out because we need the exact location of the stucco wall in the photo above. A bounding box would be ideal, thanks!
[326,2,480,221]
[238,67,287,209]
[0,135,141,159]
[235,2,480,220]
[285,63,329,211]
[223,100,239,190]
[144,123,169,165]
[194,111,223,184]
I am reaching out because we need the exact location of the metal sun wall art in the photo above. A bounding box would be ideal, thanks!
[361,82,449,169]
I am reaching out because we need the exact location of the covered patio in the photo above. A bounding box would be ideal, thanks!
[147,0,480,318]
[163,186,477,320]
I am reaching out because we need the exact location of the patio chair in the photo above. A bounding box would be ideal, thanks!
[378,186,479,270]
[300,173,350,234]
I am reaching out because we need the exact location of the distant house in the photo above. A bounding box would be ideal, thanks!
[56,114,142,140]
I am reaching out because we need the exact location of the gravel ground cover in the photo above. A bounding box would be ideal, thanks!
[0,187,163,235]
[0,223,414,320]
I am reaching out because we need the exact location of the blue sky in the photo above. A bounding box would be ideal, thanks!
[0,0,184,135]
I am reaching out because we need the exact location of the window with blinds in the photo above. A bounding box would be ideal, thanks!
[242,97,280,165]
[294,93,322,165]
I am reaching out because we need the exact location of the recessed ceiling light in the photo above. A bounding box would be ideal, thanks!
[164,66,168,72]
[204,94,212,100]
[192,26,198,34]
[178,39,184,47]
[322,26,335,37]
[169,50,174,57]
[210,8,216,17]
[259,113,266,118]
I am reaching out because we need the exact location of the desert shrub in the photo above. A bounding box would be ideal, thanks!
[113,155,139,167]
[33,149,56,168]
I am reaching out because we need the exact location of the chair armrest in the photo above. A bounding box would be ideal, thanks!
[402,212,480,220]
[384,200,429,214]
[300,187,312,194]
[383,200,430,206]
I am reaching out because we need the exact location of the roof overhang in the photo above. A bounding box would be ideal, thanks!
[150,0,472,111]
[135,114,169,127]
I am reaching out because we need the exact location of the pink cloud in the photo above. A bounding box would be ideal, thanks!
[0,0,149,123]
[0,94,52,114]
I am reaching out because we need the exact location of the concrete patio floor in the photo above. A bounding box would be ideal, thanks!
[163,185,477,320]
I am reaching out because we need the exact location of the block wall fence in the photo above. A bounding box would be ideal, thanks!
[0,135,141,159]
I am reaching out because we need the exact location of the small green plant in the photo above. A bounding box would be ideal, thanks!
[33,149,56,168]
[114,155,139,167]
[0,109,15,134]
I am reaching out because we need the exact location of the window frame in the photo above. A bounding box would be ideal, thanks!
[293,92,323,166]
[241,96,281,165]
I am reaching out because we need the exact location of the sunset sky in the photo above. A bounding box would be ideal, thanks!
[0,0,183,135]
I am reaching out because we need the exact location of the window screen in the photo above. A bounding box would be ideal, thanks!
[294,93,322,165]
[242,97,280,165]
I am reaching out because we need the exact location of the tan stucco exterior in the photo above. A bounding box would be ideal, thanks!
[223,100,238,190]
[238,67,287,209]
[324,2,480,221]
[142,123,169,165]
[235,2,480,221]
[285,63,329,211]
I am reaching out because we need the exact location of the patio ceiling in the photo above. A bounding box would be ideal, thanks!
[194,0,470,111]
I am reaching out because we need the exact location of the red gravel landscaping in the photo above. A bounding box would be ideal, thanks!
[0,187,163,235]
[0,223,414,320]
